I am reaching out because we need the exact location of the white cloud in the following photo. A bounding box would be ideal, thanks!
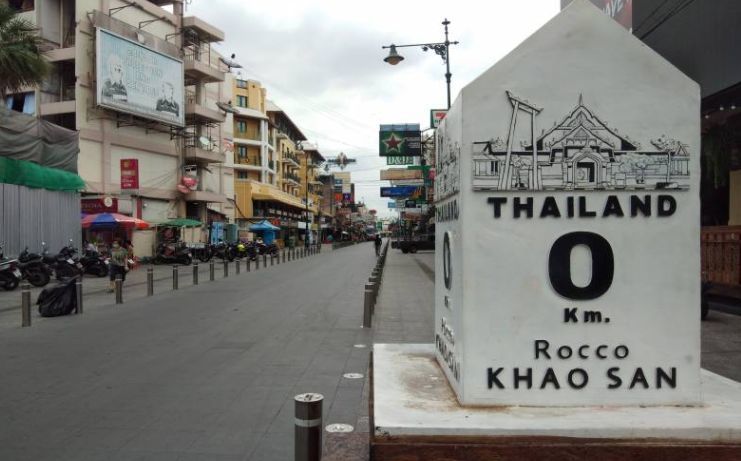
[186,0,559,217]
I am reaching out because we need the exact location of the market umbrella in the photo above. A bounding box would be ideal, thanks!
[159,218,203,228]
[81,213,150,229]
[249,220,280,231]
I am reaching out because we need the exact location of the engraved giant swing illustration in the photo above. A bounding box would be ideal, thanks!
[472,92,691,191]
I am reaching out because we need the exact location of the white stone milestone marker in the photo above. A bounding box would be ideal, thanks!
[434,0,700,407]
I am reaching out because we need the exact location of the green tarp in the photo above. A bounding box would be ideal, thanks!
[0,156,84,191]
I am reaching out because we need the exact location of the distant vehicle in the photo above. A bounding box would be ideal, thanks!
[396,233,435,254]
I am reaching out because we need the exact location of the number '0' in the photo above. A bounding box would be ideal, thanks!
[548,232,614,300]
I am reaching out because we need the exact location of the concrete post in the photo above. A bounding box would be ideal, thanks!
[193,262,199,286]
[172,265,179,290]
[75,276,83,314]
[21,283,31,327]
[363,284,374,328]
[294,393,324,461]
[115,275,123,304]
[147,266,154,296]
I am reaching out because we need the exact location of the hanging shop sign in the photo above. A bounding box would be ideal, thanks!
[380,186,423,198]
[379,124,421,157]
[430,109,448,128]
[387,156,415,166]
[380,169,423,181]
[81,197,118,214]
[434,1,699,408]
[120,158,139,190]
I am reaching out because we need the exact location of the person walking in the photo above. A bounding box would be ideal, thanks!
[108,240,128,292]
[374,234,382,257]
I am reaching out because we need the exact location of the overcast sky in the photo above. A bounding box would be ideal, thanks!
[186,0,559,217]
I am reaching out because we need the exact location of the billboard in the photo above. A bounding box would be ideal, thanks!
[379,124,421,157]
[380,186,424,198]
[561,0,632,30]
[96,28,185,127]
[387,156,415,165]
[380,169,422,181]
[430,109,447,128]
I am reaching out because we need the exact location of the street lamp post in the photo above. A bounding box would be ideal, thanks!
[382,18,459,109]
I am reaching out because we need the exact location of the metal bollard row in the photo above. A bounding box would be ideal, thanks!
[295,393,323,461]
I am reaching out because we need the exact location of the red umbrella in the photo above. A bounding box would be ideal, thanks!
[81,213,150,229]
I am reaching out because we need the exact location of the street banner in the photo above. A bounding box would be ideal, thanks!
[120,159,139,190]
[380,186,423,198]
[387,156,415,165]
[430,109,447,128]
[379,124,421,157]
[96,28,185,127]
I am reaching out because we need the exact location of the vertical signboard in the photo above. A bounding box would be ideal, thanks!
[434,1,699,407]
[96,28,185,127]
[430,109,448,128]
[120,159,139,190]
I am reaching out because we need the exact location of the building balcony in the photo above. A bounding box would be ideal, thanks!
[40,99,75,116]
[43,47,75,62]
[184,146,224,164]
[182,16,225,43]
[184,57,225,84]
[283,154,300,168]
[184,188,228,204]
[185,94,226,124]
[234,157,263,171]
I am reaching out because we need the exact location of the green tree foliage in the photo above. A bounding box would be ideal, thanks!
[0,5,49,98]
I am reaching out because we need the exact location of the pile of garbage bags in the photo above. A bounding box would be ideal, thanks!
[37,279,78,317]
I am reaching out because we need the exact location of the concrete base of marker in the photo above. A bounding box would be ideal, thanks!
[370,343,741,461]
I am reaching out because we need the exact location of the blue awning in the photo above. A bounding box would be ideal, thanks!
[249,220,280,231]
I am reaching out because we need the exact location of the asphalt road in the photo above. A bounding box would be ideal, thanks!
[0,243,376,461]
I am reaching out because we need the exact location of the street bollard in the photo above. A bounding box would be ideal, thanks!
[294,393,324,461]
[147,266,154,296]
[209,260,215,281]
[247,258,251,272]
[115,275,123,304]
[283,249,286,263]
[75,276,83,314]
[271,254,275,266]
[276,252,280,265]
[263,254,267,268]
[236,259,241,274]
[363,284,374,328]
[172,265,179,290]
[193,262,199,286]
[21,283,31,327]
[255,257,260,271]
[223,259,229,278]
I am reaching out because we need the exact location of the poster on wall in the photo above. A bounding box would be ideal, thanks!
[120,158,139,190]
[96,28,185,127]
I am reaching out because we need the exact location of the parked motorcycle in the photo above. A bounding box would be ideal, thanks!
[255,241,279,257]
[192,244,213,263]
[0,245,22,291]
[18,247,52,287]
[43,241,83,280]
[154,242,193,266]
[232,241,255,260]
[79,250,109,277]
[212,241,235,261]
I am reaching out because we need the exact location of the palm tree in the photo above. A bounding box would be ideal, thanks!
[0,4,49,99]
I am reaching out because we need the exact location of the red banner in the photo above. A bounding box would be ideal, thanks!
[120,158,139,189]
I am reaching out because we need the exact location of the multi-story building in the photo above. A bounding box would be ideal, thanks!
[4,0,234,254]
[232,89,317,246]
[298,143,325,244]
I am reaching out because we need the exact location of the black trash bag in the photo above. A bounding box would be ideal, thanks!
[37,279,78,317]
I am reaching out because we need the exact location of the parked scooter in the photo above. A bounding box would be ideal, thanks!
[154,241,193,266]
[43,241,83,280]
[0,245,22,291]
[212,241,235,261]
[79,250,109,277]
[255,241,279,257]
[18,247,52,287]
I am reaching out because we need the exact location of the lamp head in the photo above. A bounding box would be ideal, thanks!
[384,45,404,65]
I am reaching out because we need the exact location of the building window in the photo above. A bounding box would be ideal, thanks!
[236,95,247,107]
[236,120,247,133]
[236,79,247,89]
[236,146,247,158]
[237,171,249,180]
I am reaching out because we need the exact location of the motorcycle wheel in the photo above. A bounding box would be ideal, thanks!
[2,274,19,291]
[197,249,212,263]
[26,270,50,287]
[56,265,75,280]
[181,255,193,266]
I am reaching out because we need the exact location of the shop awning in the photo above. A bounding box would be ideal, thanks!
[249,220,280,231]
